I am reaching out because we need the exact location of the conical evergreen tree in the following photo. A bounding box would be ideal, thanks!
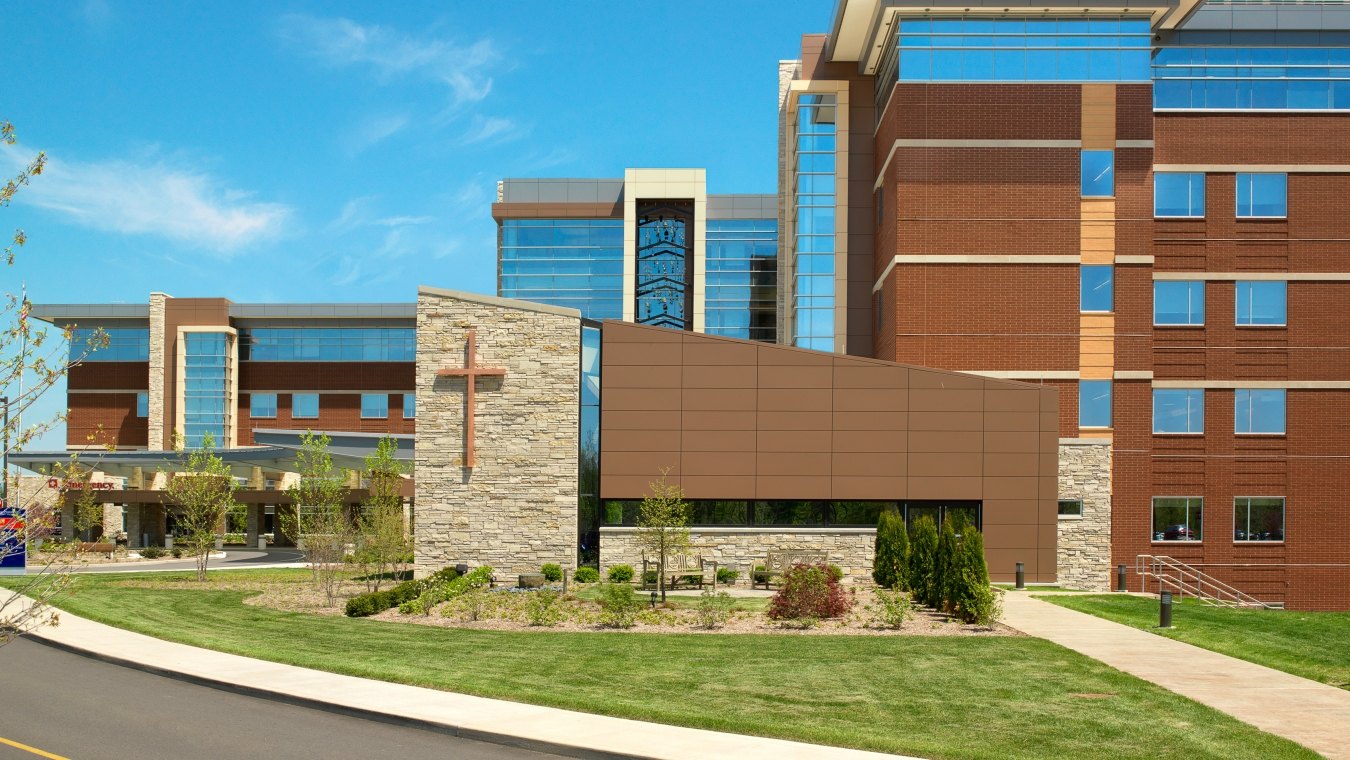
[872,510,910,589]
[907,515,939,607]
[934,518,959,613]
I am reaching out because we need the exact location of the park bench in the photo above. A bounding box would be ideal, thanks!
[750,549,829,590]
[77,542,116,558]
[642,552,718,591]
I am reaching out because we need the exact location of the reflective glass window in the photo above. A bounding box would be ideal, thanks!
[498,219,624,320]
[1234,497,1284,542]
[1155,172,1205,217]
[1080,265,1114,312]
[182,332,229,449]
[1236,281,1287,326]
[1154,281,1205,326]
[402,393,415,420]
[135,392,148,418]
[1153,389,1204,434]
[1081,150,1114,197]
[241,328,414,362]
[1235,389,1285,434]
[250,393,277,419]
[1152,497,1203,542]
[1236,173,1287,218]
[292,393,319,419]
[1079,380,1112,428]
[69,328,150,362]
[706,219,777,343]
[361,393,388,420]
[1058,500,1084,517]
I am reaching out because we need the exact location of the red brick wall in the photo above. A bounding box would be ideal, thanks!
[239,361,414,391]
[68,393,147,448]
[238,392,414,445]
[1155,113,1350,164]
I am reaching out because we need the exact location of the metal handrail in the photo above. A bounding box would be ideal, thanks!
[1135,554,1278,609]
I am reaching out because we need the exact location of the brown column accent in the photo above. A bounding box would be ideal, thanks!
[1080,85,1117,440]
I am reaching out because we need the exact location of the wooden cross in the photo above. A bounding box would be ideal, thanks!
[436,330,506,468]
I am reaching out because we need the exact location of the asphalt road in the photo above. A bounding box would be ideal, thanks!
[61,548,307,574]
[0,638,561,760]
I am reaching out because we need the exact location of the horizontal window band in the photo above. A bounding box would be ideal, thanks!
[1154,272,1350,281]
[1154,164,1350,173]
[875,139,1153,189]
[1152,380,1350,390]
[67,389,150,394]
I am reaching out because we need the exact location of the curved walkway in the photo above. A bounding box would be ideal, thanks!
[62,548,306,574]
[12,597,905,760]
[1000,592,1350,760]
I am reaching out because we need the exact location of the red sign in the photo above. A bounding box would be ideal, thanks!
[47,478,115,490]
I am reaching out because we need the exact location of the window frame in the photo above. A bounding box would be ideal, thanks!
[1152,496,1204,543]
[402,393,416,420]
[291,393,320,420]
[1058,499,1085,519]
[1080,149,1115,198]
[1153,280,1205,327]
[1078,380,1112,429]
[1153,171,1206,218]
[1152,388,1205,435]
[1233,496,1285,544]
[1235,172,1287,219]
[1235,280,1288,328]
[135,392,149,418]
[1080,264,1114,314]
[360,393,389,420]
[249,392,278,420]
[1234,388,1286,435]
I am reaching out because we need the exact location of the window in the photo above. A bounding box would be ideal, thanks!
[135,392,148,418]
[1080,265,1114,312]
[402,393,415,420]
[1236,173,1286,218]
[361,393,388,419]
[1153,48,1350,111]
[1081,150,1115,197]
[1235,389,1285,434]
[1058,500,1084,518]
[69,328,150,362]
[1236,281,1286,326]
[291,393,319,419]
[1154,172,1205,217]
[1234,497,1284,542]
[1153,497,1202,542]
[250,393,277,419]
[1153,389,1204,434]
[1154,281,1205,326]
[1079,380,1112,428]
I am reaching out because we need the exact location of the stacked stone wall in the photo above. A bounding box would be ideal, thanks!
[1057,440,1113,590]
[601,527,875,585]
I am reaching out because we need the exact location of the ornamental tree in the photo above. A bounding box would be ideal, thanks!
[284,431,352,604]
[165,432,238,582]
[356,435,410,592]
[635,467,689,602]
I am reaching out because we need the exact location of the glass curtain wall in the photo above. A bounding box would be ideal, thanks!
[182,332,230,448]
[240,328,414,361]
[577,324,601,567]
[706,219,778,342]
[793,93,837,352]
[499,219,624,319]
[69,328,150,362]
[1155,47,1350,110]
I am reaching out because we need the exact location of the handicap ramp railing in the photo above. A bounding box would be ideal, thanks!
[1135,555,1281,609]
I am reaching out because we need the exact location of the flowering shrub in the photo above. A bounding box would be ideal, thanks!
[399,565,492,615]
[767,563,853,621]
[695,590,735,629]
[871,588,911,629]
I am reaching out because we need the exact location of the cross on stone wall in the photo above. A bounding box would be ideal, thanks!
[436,330,506,468]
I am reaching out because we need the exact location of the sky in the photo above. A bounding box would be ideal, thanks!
[2,0,830,452]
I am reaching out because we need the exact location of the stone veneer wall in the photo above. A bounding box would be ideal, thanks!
[600,527,875,586]
[1056,440,1113,590]
[413,288,580,577]
[147,292,168,451]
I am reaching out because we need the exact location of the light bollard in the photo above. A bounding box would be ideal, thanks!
[1015,561,1025,589]
[1159,590,1174,628]
[1117,564,1128,592]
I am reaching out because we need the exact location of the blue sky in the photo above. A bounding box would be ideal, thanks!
[3,0,828,451]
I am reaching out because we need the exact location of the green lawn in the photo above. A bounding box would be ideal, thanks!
[1041,594,1350,689]
[7,572,1316,760]
[993,585,1079,592]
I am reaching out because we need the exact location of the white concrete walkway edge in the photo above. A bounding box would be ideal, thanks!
[1001,592,1350,760]
[15,597,910,760]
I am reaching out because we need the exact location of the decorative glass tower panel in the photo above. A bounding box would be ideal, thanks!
[635,201,694,330]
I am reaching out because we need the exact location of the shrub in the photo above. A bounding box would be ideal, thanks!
[642,570,658,586]
[401,566,492,615]
[908,516,939,607]
[573,566,599,584]
[715,567,739,586]
[872,510,909,589]
[139,545,165,559]
[695,590,735,629]
[597,582,644,628]
[540,563,563,582]
[935,519,959,613]
[170,548,184,559]
[950,525,998,625]
[965,583,1003,627]
[347,566,460,617]
[525,588,564,626]
[607,564,634,583]
[828,564,844,582]
[767,563,853,621]
[872,588,911,629]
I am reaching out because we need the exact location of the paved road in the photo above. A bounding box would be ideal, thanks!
[61,548,306,574]
[0,638,560,760]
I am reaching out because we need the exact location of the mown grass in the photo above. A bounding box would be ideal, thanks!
[6,571,1317,760]
[1041,594,1350,689]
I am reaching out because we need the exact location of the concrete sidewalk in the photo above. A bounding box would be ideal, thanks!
[1000,592,1350,760]
[12,598,908,760]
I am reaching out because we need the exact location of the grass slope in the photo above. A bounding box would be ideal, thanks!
[13,572,1317,760]
[1041,594,1350,689]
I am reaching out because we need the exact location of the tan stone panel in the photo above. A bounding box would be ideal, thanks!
[604,364,683,389]
[834,365,909,389]
[756,452,831,477]
[1079,366,1113,380]
[983,499,1041,524]
[909,451,982,478]
[677,475,756,500]
[603,409,680,430]
[757,364,833,389]
[983,452,1041,478]
[984,389,1040,413]
[757,411,833,430]
[1080,199,1116,221]
[907,476,982,500]
[680,410,757,431]
[756,475,831,500]
[681,429,756,453]
[833,411,908,432]
[605,387,681,411]
[682,451,756,477]
[757,429,832,453]
[909,411,985,432]
[758,387,832,411]
[984,523,1039,549]
[910,429,984,453]
[681,340,757,366]
[833,429,907,453]
[603,341,681,367]
[1081,84,1116,148]
[984,411,1042,432]
[832,452,905,478]
[830,476,908,500]
[683,388,758,411]
[603,429,680,453]
[833,387,907,412]
[1078,429,1114,440]
[681,365,757,389]
[601,451,681,477]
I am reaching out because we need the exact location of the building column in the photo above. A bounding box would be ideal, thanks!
[126,505,143,547]
[245,504,261,546]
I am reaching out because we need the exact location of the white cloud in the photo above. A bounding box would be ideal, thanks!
[279,14,499,105]
[459,115,525,145]
[2,147,291,254]
[373,215,434,227]
[341,113,409,155]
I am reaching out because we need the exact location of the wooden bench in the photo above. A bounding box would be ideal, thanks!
[750,549,829,590]
[642,552,718,591]
[77,542,116,557]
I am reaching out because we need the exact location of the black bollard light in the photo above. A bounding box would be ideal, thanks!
[650,591,659,609]
[455,563,468,576]
[1015,562,1025,590]
[1159,590,1173,628]
[1117,564,1128,592]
